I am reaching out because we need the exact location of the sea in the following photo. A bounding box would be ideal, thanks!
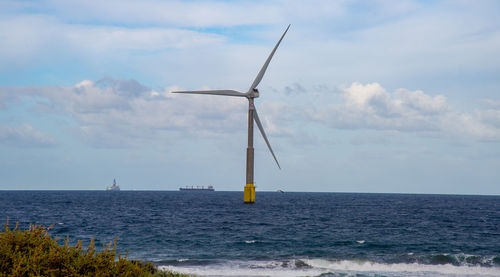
[1,191,499,277]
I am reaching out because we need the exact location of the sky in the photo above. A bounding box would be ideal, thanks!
[0,0,499,194]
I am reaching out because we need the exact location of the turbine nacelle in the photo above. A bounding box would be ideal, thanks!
[248,88,259,99]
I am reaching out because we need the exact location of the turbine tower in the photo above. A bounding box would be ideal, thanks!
[173,25,289,203]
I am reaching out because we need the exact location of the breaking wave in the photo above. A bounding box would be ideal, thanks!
[159,257,500,277]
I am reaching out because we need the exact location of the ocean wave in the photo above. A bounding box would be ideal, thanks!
[381,253,500,268]
[420,253,500,267]
[304,259,500,276]
[159,258,500,277]
[159,259,325,277]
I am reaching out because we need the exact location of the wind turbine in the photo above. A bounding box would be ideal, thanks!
[173,25,290,203]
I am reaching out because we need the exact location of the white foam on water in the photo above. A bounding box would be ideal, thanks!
[159,258,500,277]
[245,240,256,244]
[160,265,323,277]
[356,240,365,244]
[305,259,500,276]
[159,259,325,277]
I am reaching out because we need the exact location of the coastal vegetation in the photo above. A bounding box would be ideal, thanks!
[0,220,187,276]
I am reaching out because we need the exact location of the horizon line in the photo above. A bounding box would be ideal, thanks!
[0,189,498,197]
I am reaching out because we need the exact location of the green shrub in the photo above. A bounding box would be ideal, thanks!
[0,220,189,277]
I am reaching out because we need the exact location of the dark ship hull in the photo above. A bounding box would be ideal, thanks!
[179,186,214,191]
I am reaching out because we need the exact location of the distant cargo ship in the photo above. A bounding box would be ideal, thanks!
[179,185,214,191]
[107,179,120,191]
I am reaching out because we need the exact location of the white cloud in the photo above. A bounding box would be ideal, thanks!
[0,14,225,69]
[1,79,249,147]
[67,26,224,52]
[394,89,448,115]
[339,83,448,117]
[1,80,500,149]
[306,82,500,141]
[480,108,500,129]
[442,109,500,142]
[0,124,58,148]
[2,0,499,104]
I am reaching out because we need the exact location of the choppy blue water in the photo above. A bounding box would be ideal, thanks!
[1,191,499,276]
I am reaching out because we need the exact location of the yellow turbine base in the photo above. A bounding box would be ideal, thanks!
[244,184,255,203]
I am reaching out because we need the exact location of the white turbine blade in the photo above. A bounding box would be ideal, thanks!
[172,90,247,97]
[253,108,281,169]
[249,24,290,90]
